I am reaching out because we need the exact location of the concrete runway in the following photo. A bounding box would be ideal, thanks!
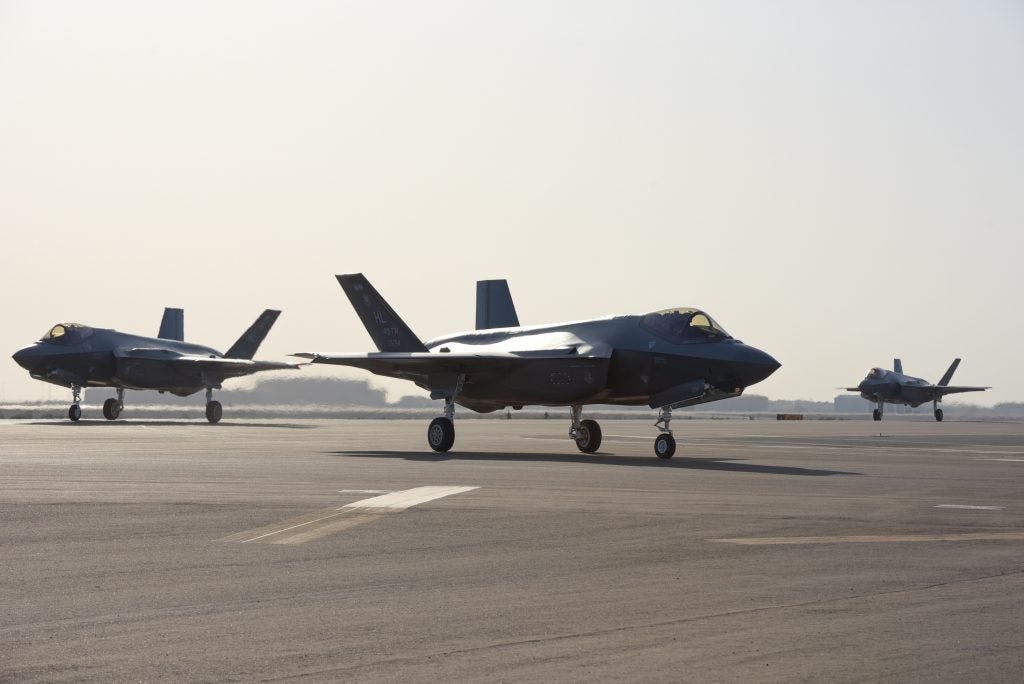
[2,418,1023,682]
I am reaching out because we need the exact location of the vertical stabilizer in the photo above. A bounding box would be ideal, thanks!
[476,279,520,330]
[336,274,428,352]
[225,310,281,359]
[158,308,184,341]
[938,358,961,386]
[893,358,903,375]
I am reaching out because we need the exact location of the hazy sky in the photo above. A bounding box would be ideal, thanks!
[1,1,1022,405]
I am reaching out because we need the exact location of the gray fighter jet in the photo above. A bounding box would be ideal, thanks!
[846,358,988,422]
[295,274,780,458]
[12,308,296,423]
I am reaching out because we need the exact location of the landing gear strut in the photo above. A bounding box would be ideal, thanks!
[205,388,223,424]
[933,399,943,422]
[103,388,124,421]
[68,385,82,422]
[427,374,463,452]
[873,400,884,422]
[569,404,602,453]
[653,406,676,459]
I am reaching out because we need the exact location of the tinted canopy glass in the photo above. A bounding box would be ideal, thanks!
[640,308,730,343]
[40,323,90,343]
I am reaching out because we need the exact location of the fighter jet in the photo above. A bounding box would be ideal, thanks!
[12,308,297,423]
[846,358,988,422]
[295,274,780,458]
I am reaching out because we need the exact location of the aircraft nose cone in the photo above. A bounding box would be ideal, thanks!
[735,345,781,388]
[12,345,35,370]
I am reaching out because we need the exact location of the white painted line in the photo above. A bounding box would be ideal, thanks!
[984,458,1024,463]
[934,504,1005,511]
[338,489,394,494]
[712,531,1024,545]
[343,486,479,511]
[227,486,480,544]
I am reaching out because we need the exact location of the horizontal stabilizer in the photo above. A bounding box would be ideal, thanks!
[158,308,184,341]
[938,358,961,387]
[476,279,520,330]
[225,310,281,359]
[336,274,427,352]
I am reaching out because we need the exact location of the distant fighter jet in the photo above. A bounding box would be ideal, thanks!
[295,274,780,458]
[846,358,989,422]
[12,308,296,423]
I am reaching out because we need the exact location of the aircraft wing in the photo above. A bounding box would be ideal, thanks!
[116,348,298,378]
[930,385,990,396]
[292,350,606,384]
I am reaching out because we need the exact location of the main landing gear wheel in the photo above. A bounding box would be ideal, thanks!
[102,398,122,421]
[68,404,82,422]
[206,400,223,424]
[872,409,882,421]
[574,419,602,453]
[427,417,455,452]
[655,433,676,459]
[934,408,944,422]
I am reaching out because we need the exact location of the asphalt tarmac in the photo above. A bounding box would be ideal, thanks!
[2,418,1023,682]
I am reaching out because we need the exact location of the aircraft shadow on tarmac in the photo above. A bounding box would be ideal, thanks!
[25,420,314,429]
[327,450,858,476]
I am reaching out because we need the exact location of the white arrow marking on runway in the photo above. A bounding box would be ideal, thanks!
[934,504,1005,511]
[222,486,479,544]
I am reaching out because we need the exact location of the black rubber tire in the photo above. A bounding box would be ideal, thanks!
[934,408,943,422]
[68,404,82,422]
[102,398,121,420]
[655,433,676,459]
[427,417,455,452]
[872,409,882,421]
[575,419,602,453]
[206,400,223,424]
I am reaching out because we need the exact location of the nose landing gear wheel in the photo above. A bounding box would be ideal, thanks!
[206,400,223,424]
[872,409,882,421]
[102,398,122,420]
[427,417,455,452]
[68,404,82,422]
[655,433,676,459]
[574,419,602,453]
[934,408,943,422]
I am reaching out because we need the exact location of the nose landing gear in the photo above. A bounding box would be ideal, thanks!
[653,406,676,459]
[873,400,884,421]
[68,385,82,422]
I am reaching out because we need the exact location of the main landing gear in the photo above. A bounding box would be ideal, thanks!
[933,399,943,422]
[68,385,82,422]
[653,406,677,459]
[427,375,463,452]
[569,405,602,453]
[102,388,125,420]
[205,388,223,424]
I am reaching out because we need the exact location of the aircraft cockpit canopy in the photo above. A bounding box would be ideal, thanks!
[40,323,91,343]
[640,308,731,344]
[867,367,886,379]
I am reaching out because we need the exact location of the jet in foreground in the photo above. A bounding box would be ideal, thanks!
[296,274,780,458]
[846,358,988,421]
[12,308,296,422]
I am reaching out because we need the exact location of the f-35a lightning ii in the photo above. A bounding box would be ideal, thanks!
[295,274,780,458]
[12,308,296,423]
[846,358,989,422]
